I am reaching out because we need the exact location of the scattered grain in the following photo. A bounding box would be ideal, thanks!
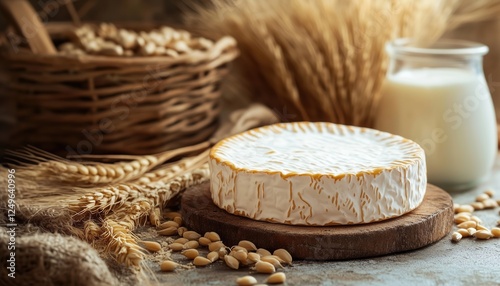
[182,249,199,260]
[475,230,493,240]
[218,247,228,259]
[160,261,178,272]
[141,241,161,252]
[267,255,286,264]
[467,228,477,236]
[205,232,221,242]
[173,216,183,226]
[475,193,489,202]
[457,221,477,229]
[248,252,261,263]
[183,231,201,240]
[454,213,471,224]
[199,237,211,246]
[165,211,182,219]
[232,246,249,253]
[457,229,470,237]
[224,254,240,270]
[491,227,500,237]
[238,240,257,251]
[476,225,489,231]
[456,205,474,213]
[257,248,272,257]
[482,199,498,209]
[184,241,200,249]
[470,216,482,224]
[209,241,225,252]
[484,189,495,197]
[158,221,179,229]
[254,261,276,274]
[231,250,248,263]
[158,227,178,236]
[177,227,188,236]
[451,232,462,242]
[236,275,258,286]
[207,251,219,262]
[470,202,485,211]
[273,249,293,265]
[261,256,284,268]
[193,256,212,266]
[265,272,287,284]
[174,238,189,244]
[168,243,184,252]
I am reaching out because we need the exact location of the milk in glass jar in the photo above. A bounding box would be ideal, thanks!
[375,39,497,191]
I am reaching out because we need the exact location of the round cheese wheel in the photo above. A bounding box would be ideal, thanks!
[209,122,427,225]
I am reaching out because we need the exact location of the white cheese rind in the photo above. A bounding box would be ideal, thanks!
[209,122,427,225]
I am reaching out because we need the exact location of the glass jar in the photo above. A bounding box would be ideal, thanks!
[374,38,497,191]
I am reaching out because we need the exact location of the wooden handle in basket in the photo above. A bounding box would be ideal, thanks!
[0,0,56,54]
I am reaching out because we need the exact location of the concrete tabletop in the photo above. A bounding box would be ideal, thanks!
[150,156,500,286]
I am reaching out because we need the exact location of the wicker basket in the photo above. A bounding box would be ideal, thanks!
[0,23,238,155]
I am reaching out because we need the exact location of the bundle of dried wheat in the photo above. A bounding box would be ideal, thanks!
[184,0,500,127]
[0,161,210,270]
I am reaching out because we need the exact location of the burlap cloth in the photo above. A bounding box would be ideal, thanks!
[0,104,279,286]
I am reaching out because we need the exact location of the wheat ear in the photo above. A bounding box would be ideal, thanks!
[134,149,209,185]
[100,219,145,268]
[68,184,142,219]
[6,141,209,187]
[83,220,102,243]
[68,160,209,222]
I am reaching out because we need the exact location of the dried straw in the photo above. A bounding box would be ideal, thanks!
[184,0,500,127]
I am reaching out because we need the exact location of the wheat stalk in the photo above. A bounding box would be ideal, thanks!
[134,149,209,185]
[6,141,209,187]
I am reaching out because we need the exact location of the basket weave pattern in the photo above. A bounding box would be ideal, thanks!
[1,33,237,155]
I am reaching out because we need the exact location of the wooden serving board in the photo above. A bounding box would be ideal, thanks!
[181,182,453,260]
